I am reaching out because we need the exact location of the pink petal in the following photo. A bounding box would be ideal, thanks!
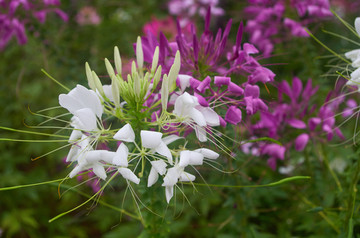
[294,133,309,151]
[225,106,242,125]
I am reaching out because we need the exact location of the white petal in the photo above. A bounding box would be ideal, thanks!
[355,17,360,36]
[349,67,360,87]
[197,106,220,126]
[345,49,360,61]
[140,130,163,148]
[69,165,83,178]
[162,167,180,187]
[178,74,191,92]
[99,150,116,164]
[84,150,102,163]
[59,84,103,118]
[92,164,107,180]
[113,143,129,167]
[66,145,80,162]
[150,160,167,175]
[190,108,207,127]
[118,168,140,184]
[83,150,114,164]
[179,172,196,182]
[179,150,191,167]
[68,129,82,142]
[353,58,360,68]
[194,148,219,160]
[59,94,84,116]
[173,92,198,116]
[73,108,98,131]
[113,123,135,142]
[188,151,204,165]
[155,141,173,164]
[194,126,207,142]
[162,135,181,145]
[147,167,159,187]
[79,135,92,150]
[165,186,174,203]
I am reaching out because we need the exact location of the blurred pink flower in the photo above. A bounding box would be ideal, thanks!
[76,6,101,26]
[143,16,178,40]
[0,0,68,50]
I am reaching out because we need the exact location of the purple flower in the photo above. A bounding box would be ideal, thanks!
[247,77,345,170]
[225,106,242,125]
[0,0,68,50]
[168,0,224,26]
[244,0,332,56]
[261,143,286,170]
[294,133,309,151]
[342,99,358,118]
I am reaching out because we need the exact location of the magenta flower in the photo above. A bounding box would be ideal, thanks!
[244,0,332,56]
[247,77,345,170]
[142,16,183,41]
[294,133,309,151]
[0,0,68,50]
[168,0,224,26]
[261,143,286,170]
[76,6,101,26]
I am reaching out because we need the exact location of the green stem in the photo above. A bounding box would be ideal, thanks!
[346,153,360,237]
[319,143,343,192]
[49,172,117,222]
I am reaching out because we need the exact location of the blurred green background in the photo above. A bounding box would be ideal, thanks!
[1,0,360,237]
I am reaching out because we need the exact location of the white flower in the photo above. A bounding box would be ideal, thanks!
[66,134,92,162]
[141,130,173,164]
[147,160,168,187]
[173,92,220,142]
[118,167,140,184]
[60,85,104,161]
[162,164,196,203]
[177,74,192,92]
[113,123,135,142]
[178,150,204,167]
[71,108,98,131]
[112,143,129,167]
[59,84,103,118]
[194,148,220,160]
[345,18,360,68]
[347,67,360,88]
[160,147,219,203]
[69,150,115,180]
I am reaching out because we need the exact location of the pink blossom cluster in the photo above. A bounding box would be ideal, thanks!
[168,0,224,26]
[243,77,345,170]
[0,0,68,50]
[139,8,275,129]
[244,0,332,56]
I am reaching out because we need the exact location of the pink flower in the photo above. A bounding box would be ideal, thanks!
[76,6,101,26]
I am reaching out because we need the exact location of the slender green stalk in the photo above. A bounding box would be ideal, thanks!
[181,176,311,188]
[0,178,65,191]
[52,183,140,221]
[0,126,68,138]
[319,143,343,192]
[41,69,70,92]
[346,152,360,237]
[48,172,118,222]
[306,29,351,64]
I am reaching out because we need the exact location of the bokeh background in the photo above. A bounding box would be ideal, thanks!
[1,0,360,237]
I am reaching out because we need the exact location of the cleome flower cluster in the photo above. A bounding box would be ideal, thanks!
[59,10,276,203]
[60,37,223,203]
